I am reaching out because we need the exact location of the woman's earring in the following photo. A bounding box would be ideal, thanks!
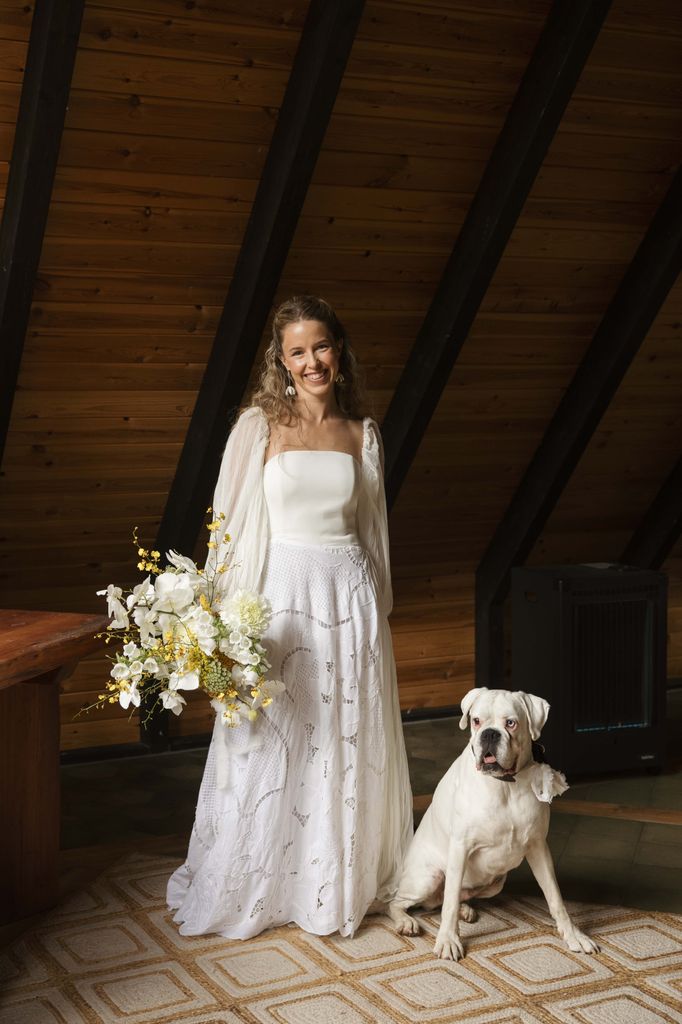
[284,370,296,397]
[336,372,345,385]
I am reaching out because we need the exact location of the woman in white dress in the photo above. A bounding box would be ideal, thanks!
[167,295,413,939]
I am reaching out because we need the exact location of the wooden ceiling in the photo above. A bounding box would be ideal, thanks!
[0,0,680,752]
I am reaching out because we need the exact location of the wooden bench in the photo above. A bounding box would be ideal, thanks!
[0,609,108,923]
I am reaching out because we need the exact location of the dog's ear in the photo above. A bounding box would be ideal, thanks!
[517,692,550,741]
[459,687,488,730]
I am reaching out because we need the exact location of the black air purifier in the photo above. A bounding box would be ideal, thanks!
[511,564,667,776]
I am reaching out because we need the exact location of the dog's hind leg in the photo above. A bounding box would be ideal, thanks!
[388,869,444,936]
[459,902,478,923]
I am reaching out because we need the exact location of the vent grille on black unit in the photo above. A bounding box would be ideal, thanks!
[571,598,653,734]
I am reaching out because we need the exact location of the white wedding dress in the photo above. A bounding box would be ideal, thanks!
[166,411,413,939]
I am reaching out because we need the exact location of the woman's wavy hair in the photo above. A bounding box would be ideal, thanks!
[249,295,367,424]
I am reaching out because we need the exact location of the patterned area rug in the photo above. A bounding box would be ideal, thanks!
[1,853,681,1024]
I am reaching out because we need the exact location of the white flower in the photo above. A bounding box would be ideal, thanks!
[142,657,159,674]
[250,677,285,710]
[231,664,244,684]
[125,576,154,611]
[159,689,186,715]
[219,590,271,638]
[118,680,141,710]
[168,669,200,691]
[129,660,144,678]
[165,550,203,582]
[111,662,131,681]
[151,571,195,615]
[132,605,159,644]
[180,605,217,655]
[97,584,129,629]
[243,668,259,685]
[123,641,140,659]
[210,698,241,726]
[218,636,234,655]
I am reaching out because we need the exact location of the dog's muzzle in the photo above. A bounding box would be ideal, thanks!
[473,730,517,781]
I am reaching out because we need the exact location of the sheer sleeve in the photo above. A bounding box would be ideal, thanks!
[357,417,393,617]
[206,406,270,599]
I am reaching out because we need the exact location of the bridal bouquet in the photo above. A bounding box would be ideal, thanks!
[86,510,285,726]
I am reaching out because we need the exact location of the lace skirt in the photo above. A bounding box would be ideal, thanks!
[166,538,413,939]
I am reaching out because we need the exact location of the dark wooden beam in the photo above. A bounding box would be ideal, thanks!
[146,0,365,751]
[382,0,611,511]
[622,456,682,569]
[476,167,682,686]
[0,0,85,465]
[155,0,366,562]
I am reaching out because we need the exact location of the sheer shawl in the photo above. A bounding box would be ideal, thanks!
[207,406,270,596]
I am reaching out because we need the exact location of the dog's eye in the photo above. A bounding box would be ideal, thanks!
[472,717,480,727]
[506,719,517,729]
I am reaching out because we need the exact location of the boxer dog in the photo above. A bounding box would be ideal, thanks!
[387,687,600,961]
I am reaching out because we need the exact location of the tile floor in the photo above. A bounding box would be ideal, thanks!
[59,690,682,915]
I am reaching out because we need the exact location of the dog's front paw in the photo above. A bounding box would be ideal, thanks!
[434,929,464,961]
[564,928,600,954]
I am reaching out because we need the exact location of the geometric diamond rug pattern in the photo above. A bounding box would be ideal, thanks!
[1,853,681,1024]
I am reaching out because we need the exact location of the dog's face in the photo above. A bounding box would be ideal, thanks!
[459,687,549,778]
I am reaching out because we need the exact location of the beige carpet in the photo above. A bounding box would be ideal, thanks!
[1,853,681,1024]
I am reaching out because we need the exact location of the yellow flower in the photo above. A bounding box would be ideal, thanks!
[151,550,160,559]
[199,594,210,611]
[137,546,147,556]
[137,560,145,570]
[207,541,217,549]
[262,697,273,707]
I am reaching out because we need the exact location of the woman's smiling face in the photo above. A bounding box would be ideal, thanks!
[280,319,341,399]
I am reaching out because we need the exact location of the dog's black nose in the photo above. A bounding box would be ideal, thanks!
[480,728,500,747]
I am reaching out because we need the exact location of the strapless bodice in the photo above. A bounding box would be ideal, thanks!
[263,450,361,546]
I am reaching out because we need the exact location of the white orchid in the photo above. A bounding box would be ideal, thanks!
[97,584,130,629]
[211,698,241,726]
[123,641,141,659]
[125,576,155,611]
[165,549,205,583]
[151,571,195,615]
[168,668,200,691]
[249,677,285,711]
[159,688,187,715]
[132,604,160,645]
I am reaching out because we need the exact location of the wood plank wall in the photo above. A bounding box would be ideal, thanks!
[1,0,680,750]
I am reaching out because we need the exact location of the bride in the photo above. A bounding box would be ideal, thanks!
[167,295,413,938]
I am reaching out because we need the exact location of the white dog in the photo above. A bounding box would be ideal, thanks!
[388,687,600,961]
